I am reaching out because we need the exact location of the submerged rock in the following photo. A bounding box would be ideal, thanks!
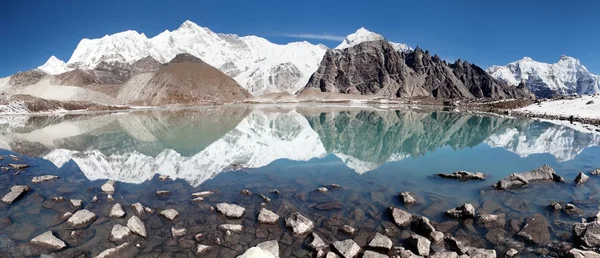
[70,199,82,209]
[575,172,590,185]
[215,203,245,218]
[127,215,146,237]
[32,175,59,183]
[317,187,329,193]
[9,163,29,169]
[389,207,413,227]
[101,180,116,194]
[592,169,600,176]
[239,240,279,258]
[258,208,279,224]
[407,234,431,256]
[475,213,506,229]
[506,248,518,257]
[131,203,145,215]
[400,191,417,205]
[160,209,179,220]
[30,231,66,251]
[171,226,187,237]
[96,242,139,258]
[494,165,564,189]
[341,225,356,235]
[2,185,30,204]
[285,212,314,235]
[445,203,475,218]
[309,232,327,251]
[240,189,252,195]
[574,221,600,247]
[332,239,361,258]
[369,232,393,250]
[517,213,551,245]
[67,209,96,228]
[564,203,584,215]
[196,244,211,255]
[218,224,243,233]
[192,191,214,197]
[437,171,485,180]
[549,201,562,210]
[110,224,132,242]
[110,203,125,218]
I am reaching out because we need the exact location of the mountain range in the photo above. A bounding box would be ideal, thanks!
[2,20,599,107]
[1,107,597,186]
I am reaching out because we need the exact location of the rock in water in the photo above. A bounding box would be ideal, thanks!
[192,191,214,197]
[567,248,600,258]
[32,175,59,183]
[388,207,413,227]
[67,209,96,228]
[285,212,314,235]
[400,191,417,205]
[574,221,600,247]
[368,232,393,250]
[127,215,147,237]
[332,239,361,258]
[476,213,506,229]
[70,199,82,208]
[258,208,279,224]
[407,234,431,256]
[110,203,125,218]
[96,242,139,258]
[437,171,485,180]
[575,172,590,185]
[160,209,179,220]
[592,169,600,176]
[110,224,132,242]
[238,240,280,258]
[215,203,245,218]
[445,203,475,218]
[1,185,30,204]
[495,165,564,189]
[308,232,327,251]
[431,252,458,258]
[30,231,66,251]
[9,163,29,169]
[549,201,562,210]
[517,213,551,245]
[506,248,519,257]
[101,180,116,194]
[196,244,211,255]
[131,203,145,214]
[218,224,243,233]
[171,226,187,237]
[363,250,388,258]
[341,225,356,235]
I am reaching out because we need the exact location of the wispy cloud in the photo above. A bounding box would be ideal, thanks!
[280,33,345,41]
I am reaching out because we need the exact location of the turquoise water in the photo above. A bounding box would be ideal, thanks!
[1,106,599,256]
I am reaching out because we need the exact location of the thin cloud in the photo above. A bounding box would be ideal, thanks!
[281,33,345,41]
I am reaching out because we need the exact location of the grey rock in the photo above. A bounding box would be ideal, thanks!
[517,213,551,245]
[192,191,214,197]
[30,231,66,250]
[8,163,29,169]
[574,221,600,247]
[159,209,178,220]
[575,172,590,185]
[285,212,314,235]
[363,250,388,258]
[240,189,252,195]
[437,171,485,181]
[549,201,562,210]
[238,240,279,258]
[196,244,211,255]
[317,187,329,192]
[326,252,341,258]
[110,224,132,242]
[32,175,59,183]
[399,248,424,258]
[332,239,361,258]
[431,251,458,258]
[96,242,139,258]
[2,185,30,204]
[414,216,436,236]
[258,208,279,224]
[400,191,417,205]
[484,228,506,245]
[302,41,532,100]
[341,225,356,235]
[101,180,116,194]
[494,164,564,189]
[155,190,170,196]
[67,209,96,228]
[430,231,444,243]
[309,232,328,251]
[565,203,584,214]
[127,215,147,237]
[407,234,431,256]
[368,232,393,250]
[171,226,187,237]
[110,203,125,218]
[506,248,518,257]
[70,199,82,209]
[218,224,243,233]
[592,169,600,176]
[475,213,505,229]
[256,240,279,258]
[215,203,245,218]
[465,248,496,258]
[445,203,475,218]
[131,203,145,214]
[389,207,412,227]
[567,248,600,258]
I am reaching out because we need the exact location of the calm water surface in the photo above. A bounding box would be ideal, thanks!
[1,105,599,257]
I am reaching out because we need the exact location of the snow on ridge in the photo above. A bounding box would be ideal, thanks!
[38,56,73,75]
[335,27,412,52]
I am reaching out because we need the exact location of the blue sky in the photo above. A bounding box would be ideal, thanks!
[1,0,599,77]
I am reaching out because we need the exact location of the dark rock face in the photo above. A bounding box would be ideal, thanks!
[574,221,600,248]
[303,40,534,100]
[494,165,564,189]
[517,214,551,245]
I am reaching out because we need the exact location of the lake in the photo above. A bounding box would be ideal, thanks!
[1,105,599,257]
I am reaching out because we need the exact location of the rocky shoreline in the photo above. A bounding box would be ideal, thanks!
[1,151,600,258]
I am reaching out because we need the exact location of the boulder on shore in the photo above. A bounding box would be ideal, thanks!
[494,165,564,189]
[574,221,600,248]
[575,172,590,185]
[285,212,314,235]
[445,203,475,218]
[517,213,551,245]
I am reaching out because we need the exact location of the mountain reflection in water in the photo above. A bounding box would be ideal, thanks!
[0,106,599,186]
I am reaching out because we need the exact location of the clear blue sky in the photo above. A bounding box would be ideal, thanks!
[1,0,599,77]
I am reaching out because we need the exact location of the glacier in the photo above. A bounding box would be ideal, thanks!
[487,55,600,97]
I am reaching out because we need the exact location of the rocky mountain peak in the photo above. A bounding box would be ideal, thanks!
[168,53,205,64]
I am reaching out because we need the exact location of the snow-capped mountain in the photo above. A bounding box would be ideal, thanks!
[487,55,600,98]
[37,56,73,75]
[336,27,412,52]
[64,21,328,95]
